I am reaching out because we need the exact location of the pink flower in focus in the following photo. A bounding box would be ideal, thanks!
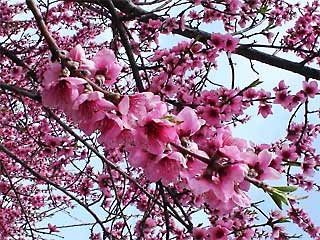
[129,147,185,183]
[277,144,299,161]
[258,102,273,118]
[303,80,318,98]
[208,33,225,49]
[118,92,167,128]
[68,44,96,73]
[68,44,86,61]
[223,34,239,52]
[202,190,237,215]
[97,113,124,149]
[135,118,179,154]
[92,48,122,86]
[144,152,186,184]
[163,17,179,33]
[42,77,86,112]
[128,148,159,169]
[213,164,249,201]
[200,105,221,127]
[193,228,207,240]
[42,63,61,88]
[244,150,281,181]
[176,107,205,136]
[208,225,229,240]
[228,0,242,13]
[72,91,116,122]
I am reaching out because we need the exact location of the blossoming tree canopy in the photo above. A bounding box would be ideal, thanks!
[1,0,320,239]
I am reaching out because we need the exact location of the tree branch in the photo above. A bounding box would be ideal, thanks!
[0,46,38,82]
[0,46,27,67]
[26,0,61,60]
[0,143,110,239]
[103,0,145,92]
[0,83,41,101]
[108,0,320,80]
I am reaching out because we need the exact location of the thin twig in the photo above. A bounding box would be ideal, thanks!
[26,0,60,60]
[110,0,320,80]
[0,143,110,239]
[158,182,170,240]
[103,0,145,92]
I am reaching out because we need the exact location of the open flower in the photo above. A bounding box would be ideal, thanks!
[135,118,179,155]
[42,76,86,113]
[243,150,281,181]
[72,91,116,122]
[92,48,122,86]
[176,107,205,136]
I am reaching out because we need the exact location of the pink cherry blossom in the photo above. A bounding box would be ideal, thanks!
[144,152,186,184]
[68,44,96,73]
[192,228,207,240]
[92,48,122,86]
[97,114,124,149]
[303,80,318,98]
[258,102,273,118]
[244,150,281,181]
[208,33,225,49]
[135,118,179,154]
[48,223,59,233]
[176,107,205,136]
[223,34,239,52]
[97,174,112,198]
[72,91,116,122]
[42,76,86,112]
[208,225,229,240]
[118,92,167,128]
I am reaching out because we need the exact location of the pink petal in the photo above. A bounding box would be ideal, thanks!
[68,44,86,61]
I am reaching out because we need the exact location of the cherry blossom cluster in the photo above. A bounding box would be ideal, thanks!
[3,0,320,239]
[41,44,284,218]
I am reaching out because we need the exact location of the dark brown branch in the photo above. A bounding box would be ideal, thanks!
[0,83,41,102]
[0,46,27,67]
[0,46,38,82]
[228,55,235,89]
[109,0,320,80]
[158,182,170,240]
[236,46,320,80]
[103,0,145,92]
[26,0,60,60]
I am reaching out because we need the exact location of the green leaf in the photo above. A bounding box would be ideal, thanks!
[269,191,289,210]
[248,79,263,88]
[274,218,291,224]
[269,193,283,210]
[286,194,308,201]
[257,5,270,16]
[195,35,202,42]
[273,186,298,193]
[265,20,276,31]
[160,116,183,124]
[283,161,301,167]
[238,79,263,95]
